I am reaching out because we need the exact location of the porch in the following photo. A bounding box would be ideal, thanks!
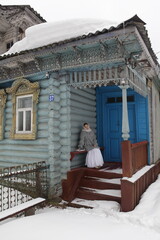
[62,162,122,205]
[62,140,160,212]
[69,65,150,169]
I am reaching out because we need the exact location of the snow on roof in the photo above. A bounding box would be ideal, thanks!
[3,18,117,56]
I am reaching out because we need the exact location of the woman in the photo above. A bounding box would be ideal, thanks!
[77,123,104,168]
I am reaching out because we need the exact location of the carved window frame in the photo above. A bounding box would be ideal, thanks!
[0,90,7,140]
[6,79,40,140]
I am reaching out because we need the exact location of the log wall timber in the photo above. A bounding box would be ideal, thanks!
[151,83,160,163]
[46,73,71,198]
[70,87,96,168]
[0,73,71,198]
[0,79,49,168]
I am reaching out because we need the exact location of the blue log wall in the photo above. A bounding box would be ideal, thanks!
[70,87,97,168]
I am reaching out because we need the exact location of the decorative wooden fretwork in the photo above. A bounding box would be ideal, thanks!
[126,65,147,97]
[0,90,7,140]
[68,67,124,88]
[68,65,148,97]
[0,39,125,80]
[6,79,40,140]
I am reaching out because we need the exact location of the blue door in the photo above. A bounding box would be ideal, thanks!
[96,86,149,163]
[103,95,136,162]
[104,104,122,162]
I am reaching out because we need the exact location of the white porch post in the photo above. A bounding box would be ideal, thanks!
[119,84,130,140]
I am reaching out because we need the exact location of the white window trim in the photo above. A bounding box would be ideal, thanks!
[16,94,33,134]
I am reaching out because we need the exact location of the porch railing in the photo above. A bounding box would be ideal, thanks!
[121,140,148,177]
[121,161,160,211]
[121,140,151,212]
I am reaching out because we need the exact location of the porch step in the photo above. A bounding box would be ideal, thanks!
[61,167,122,205]
[76,187,121,203]
[66,202,93,209]
[85,168,122,179]
[77,169,122,203]
[81,176,121,189]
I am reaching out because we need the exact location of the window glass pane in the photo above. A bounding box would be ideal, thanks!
[127,96,134,102]
[25,111,31,131]
[18,97,32,108]
[107,97,115,103]
[18,112,23,131]
[6,41,13,50]
[116,97,122,103]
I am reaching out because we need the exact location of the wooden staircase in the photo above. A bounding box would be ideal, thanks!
[62,166,122,207]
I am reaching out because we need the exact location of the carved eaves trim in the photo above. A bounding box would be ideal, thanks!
[34,58,42,71]
[0,67,10,79]
[0,30,145,80]
[17,61,25,76]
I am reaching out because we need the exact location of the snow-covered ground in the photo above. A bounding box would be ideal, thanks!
[1,175,160,240]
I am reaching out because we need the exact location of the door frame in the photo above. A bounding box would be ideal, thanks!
[103,91,136,162]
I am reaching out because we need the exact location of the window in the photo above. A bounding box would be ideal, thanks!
[16,95,32,133]
[18,27,25,41]
[107,95,134,104]
[6,41,13,51]
[6,79,40,140]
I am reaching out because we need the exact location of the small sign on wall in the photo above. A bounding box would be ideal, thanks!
[49,95,54,102]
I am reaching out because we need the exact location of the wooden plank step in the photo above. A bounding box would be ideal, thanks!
[80,187,121,197]
[76,188,121,203]
[85,169,122,179]
[66,202,93,209]
[80,177,121,189]
[84,176,121,184]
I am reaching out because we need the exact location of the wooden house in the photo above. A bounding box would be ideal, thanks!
[0,14,160,211]
[0,4,46,54]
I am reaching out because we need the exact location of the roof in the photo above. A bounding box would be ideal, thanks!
[0,14,158,65]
